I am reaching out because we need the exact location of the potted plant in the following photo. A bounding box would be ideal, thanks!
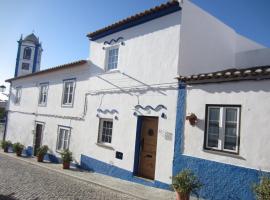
[172,169,202,200]
[186,113,198,126]
[36,145,49,162]
[12,142,24,156]
[1,140,12,153]
[60,149,72,169]
[253,176,270,200]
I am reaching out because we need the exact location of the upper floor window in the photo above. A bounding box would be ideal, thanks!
[23,47,32,60]
[38,83,48,106]
[22,63,30,70]
[98,118,113,144]
[56,126,71,152]
[62,79,75,106]
[106,46,119,71]
[14,87,22,104]
[204,105,241,154]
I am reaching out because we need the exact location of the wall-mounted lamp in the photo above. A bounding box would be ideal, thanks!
[161,113,167,119]
[114,116,119,120]
[186,113,198,126]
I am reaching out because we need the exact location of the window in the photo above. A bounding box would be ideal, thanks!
[62,79,75,106]
[106,46,119,71]
[98,119,113,144]
[38,83,48,106]
[205,105,240,153]
[23,47,32,59]
[56,126,70,152]
[22,63,30,70]
[14,87,22,104]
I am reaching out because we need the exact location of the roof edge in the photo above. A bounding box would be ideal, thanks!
[6,60,88,83]
[87,1,181,41]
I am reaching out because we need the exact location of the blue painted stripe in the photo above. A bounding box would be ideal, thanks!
[80,154,171,190]
[14,40,22,77]
[90,4,181,41]
[32,44,39,73]
[173,82,269,200]
[133,116,142,175]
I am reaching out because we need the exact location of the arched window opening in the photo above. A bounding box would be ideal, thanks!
[23,47,32,59]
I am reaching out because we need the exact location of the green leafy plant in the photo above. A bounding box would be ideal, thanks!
[12,142,24,156]
[60,149,72,163]
[172,169,202,196]
[1,140,12,152]
[253,176,270,200]
[37,145,49,157]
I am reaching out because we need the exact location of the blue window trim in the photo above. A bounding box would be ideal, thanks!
[14,40,22,77]
[90,4,181,41]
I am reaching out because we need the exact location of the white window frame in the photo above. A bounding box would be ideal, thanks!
[205,105,240,154]
[56,126,71,152]
[105,45,119,71]
[98,118,113,145]
[38,83,49,106]
[14,87,22,105]
[61,79,76,107]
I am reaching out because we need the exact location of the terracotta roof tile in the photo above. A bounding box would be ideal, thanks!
[6,60,88,82]
[177,66,270,84]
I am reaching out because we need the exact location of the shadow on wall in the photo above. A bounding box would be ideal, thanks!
[0,193,18,200]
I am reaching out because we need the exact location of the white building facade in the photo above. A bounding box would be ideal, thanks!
[5,0,270,199]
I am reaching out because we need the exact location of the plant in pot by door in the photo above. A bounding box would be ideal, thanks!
[172,169,202,200]
[60,149,72,169]
[253,176,270,200]
[1,140,12,152]
[12,142,24,156]
[36,145,49,162]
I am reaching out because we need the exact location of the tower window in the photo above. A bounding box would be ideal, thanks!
[22,63,30,70]
[23,47,32,59]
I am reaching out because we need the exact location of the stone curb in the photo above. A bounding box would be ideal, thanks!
[0,151,147,200]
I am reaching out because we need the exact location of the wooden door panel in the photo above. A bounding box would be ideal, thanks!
[138,117,158,180]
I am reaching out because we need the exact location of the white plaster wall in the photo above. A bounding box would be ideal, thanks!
[6,12,181,184]
[178,0,267,76]
[184,80,270,172]
[236,48,270,67]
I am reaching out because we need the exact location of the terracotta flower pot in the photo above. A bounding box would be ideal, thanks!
[16,150,22,157]
[37,155,44,162]
[175,192,190,200]
[4,147,8,153]
[63,162,70,169]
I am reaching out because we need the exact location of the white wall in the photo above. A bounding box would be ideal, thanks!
[6,11,181,184]
[178,0,266,76]
[184,80,270,172]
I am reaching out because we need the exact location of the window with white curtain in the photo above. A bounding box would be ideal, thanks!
[98,118,113,144]
[14,87,22,104]
[106,46,119,71]
[62,79,75,106]
[56,126,70,152]
[205,105,240,153]
[38,83,48,106]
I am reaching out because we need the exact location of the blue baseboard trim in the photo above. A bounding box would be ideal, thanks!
[80,154,171,190]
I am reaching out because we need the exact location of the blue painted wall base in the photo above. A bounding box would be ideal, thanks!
[80,154,171,190]
[173,82,268,200]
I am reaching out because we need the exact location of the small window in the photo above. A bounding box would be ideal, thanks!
[205,105,240,153]
[56,126,71,152]
[106,46,119,71]
[98,119,113,144]
[23,47,32,60]
[62,79,75,106]
[14,87,22,104]
[22,63,30,70]
[38,83,48,106]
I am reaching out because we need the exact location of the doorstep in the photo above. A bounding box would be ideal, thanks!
[0,151,179,200]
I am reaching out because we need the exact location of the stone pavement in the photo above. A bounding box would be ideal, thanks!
[0,151,184,200]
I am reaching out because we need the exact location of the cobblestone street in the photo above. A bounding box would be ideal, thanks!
[0,154,139,200]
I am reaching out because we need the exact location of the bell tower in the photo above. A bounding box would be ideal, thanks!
[14,33,43,77]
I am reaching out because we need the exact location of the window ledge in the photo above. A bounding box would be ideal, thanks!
[104,69,120,74]
[95,142,115,150]
[203,149,245,160]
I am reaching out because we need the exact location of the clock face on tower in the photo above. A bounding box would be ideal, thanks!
[14,33,43,77]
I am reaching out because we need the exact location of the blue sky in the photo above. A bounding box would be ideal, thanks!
[0,0,269,89]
